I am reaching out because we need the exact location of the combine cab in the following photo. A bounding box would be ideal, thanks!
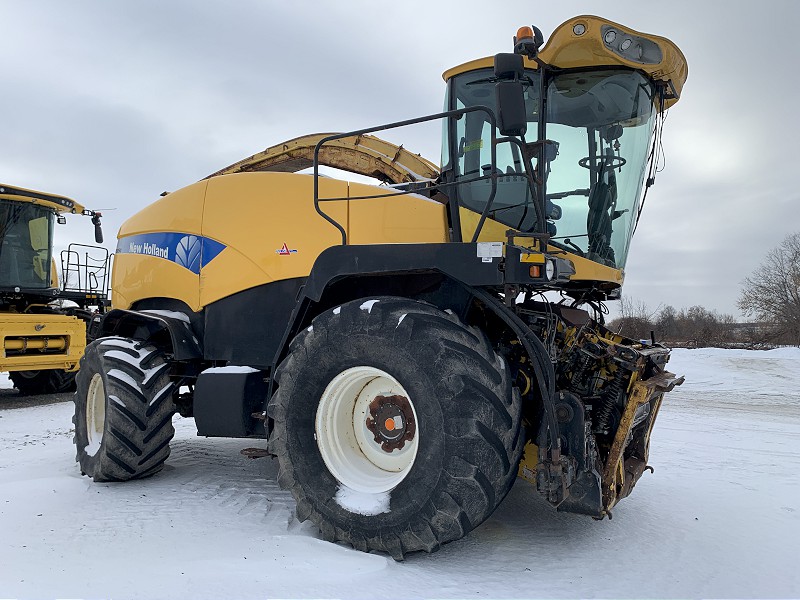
[74,16,687,558]
[0,184,108,394]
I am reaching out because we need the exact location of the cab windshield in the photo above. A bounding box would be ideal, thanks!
[0,200,54,289]
[445,67,657,269]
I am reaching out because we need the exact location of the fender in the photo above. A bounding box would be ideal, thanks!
[303,242,504,302]
[99,308,202,361]
[268,242,505,374]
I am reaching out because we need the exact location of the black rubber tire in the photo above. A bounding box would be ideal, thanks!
[268,296,523,559]
[10,369,77,395]
[73,337,176,482]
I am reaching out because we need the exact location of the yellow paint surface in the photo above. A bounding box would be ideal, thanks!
[347,183,447,245]
[443,15,687,110]
[0,313,85,371]
[199,173,348,307]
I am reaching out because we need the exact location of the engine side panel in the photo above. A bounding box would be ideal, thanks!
[200,173,349,307]
[114,172,450,312]
[347,183,448,245]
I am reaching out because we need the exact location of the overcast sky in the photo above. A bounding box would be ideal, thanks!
[2,0,797,318]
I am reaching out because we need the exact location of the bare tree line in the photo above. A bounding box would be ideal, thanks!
[609,232,800,348]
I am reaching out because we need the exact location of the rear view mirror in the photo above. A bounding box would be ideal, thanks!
[91,212,104,244]
[494,53,527,137]
[496,81,527,136]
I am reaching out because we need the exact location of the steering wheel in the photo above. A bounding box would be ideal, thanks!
[578,155,626,170]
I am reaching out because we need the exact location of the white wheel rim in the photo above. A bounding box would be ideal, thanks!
[315,366,419,494]
[85,373,106,457]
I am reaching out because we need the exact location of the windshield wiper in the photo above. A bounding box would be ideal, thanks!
[549,237,585,257]
[466,75,536,87]
[547,188,590,200]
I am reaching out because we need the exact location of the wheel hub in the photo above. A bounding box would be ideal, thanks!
[315,366,419,494]
[366,394,416,452]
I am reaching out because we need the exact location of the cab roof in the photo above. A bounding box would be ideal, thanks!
[443,15,687,110]
[0,183,84,214]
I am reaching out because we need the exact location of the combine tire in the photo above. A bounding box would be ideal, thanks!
[73,337,176,482]
[268,297,523,559]
[10,369,76,395]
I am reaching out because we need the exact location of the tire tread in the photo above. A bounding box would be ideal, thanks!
[73,336,176,482]
[269,296,524,559]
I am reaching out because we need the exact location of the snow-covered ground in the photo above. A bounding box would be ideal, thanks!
[1,348,798,598]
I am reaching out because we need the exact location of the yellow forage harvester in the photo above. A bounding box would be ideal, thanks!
[74,16,687,559]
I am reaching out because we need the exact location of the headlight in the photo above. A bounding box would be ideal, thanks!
[601,24,663,65]
[545,259,555,280]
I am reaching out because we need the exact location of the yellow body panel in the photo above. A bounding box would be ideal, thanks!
[199,173,348,307]
[459,207,508,243]
[199,249,273,310]
[443,15,687,110]
[520,253,545,264]
[113,180,208,311]
[561,253,624,285]
[347,184,447,245]
[119,180,207,236]
[0,313,85,372]
[112,253,201,311]
[114,172,452,311]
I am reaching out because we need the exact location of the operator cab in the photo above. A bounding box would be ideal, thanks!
[441,16,686,275]
[0,184,109,304]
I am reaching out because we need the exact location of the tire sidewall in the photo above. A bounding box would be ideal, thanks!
[74,339,110,477]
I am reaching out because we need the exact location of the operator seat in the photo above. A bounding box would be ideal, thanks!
[586,167,618,266]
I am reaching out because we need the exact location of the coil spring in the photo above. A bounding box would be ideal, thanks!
[595,369,626,434]
[570,352,593,391]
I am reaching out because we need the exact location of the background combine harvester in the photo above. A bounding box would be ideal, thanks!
[0,184,109,395]
[73,16,687,558]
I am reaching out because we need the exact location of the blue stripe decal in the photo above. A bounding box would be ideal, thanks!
[116,233,226,275]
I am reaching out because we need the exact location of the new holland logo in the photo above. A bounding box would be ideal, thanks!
[276,243,298,256]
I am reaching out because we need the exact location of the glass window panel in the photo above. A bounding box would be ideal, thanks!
[0,200,54,289]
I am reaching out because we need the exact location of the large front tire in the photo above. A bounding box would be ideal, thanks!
[73,337,176,482]
[268,297,523,559]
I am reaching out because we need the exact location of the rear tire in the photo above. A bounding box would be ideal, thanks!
[73,337,176,482]
[268,297,523,559]
[10,369,76,395]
